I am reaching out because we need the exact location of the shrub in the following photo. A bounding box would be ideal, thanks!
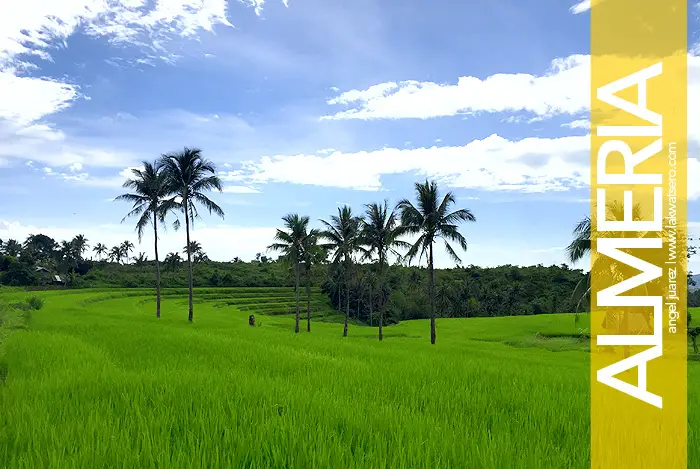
[26,296,44,311]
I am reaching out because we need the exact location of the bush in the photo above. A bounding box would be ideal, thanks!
[26,296,44,311]
[8,296,44,312]
[0,262,38,287]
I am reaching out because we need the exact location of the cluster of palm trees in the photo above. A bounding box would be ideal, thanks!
[92,241,136,264]
[268,180,476,345]
[113,149,476,345]
[116,147,224,320]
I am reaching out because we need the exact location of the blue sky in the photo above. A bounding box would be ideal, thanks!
[0,0,698,270]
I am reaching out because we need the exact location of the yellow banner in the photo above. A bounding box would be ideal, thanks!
[591,1,687,468]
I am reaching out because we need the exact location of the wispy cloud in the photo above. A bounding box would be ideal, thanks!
[561,119,590,130]
[323,55,589,121]
[570,0,608,14]
[222,185,261,194]
[569,0,591,14]
[236,134,590,192]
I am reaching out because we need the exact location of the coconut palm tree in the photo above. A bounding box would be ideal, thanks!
[133,252,148,266]
[566,202,651,351]
[109,246,122,264]
[93,243,108,261]
[120,240,135,264]
[183,241,208,263]
[116,161,173,318]
[268,214,314,333]
[320,206,363,337]
[326,262,345,315]
[71,235,89,260]
[164,252,182,271]
[396,180,476,345]
[301,228,325,332]
[3,239,21,257]
[160,147,224,322]
[361,200,409,341]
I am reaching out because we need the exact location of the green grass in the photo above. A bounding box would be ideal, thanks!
[0,288,697,468]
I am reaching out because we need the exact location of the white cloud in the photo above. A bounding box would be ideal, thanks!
[569,0,591,14]
[222,185,260,193]
[0,119,139,167]
[0,1,242,71]
[232,134,700,198]
[324,55,590,121]
[570,0,607,14]
[40,165,142,188]
[0,72,79,125]
[562,119,589,130]
[239,0,266,16]
[324,53,700,126]
[238,134,590,192]
[0,0,287,134]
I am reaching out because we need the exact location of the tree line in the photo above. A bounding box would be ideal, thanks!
[2,146,696,346]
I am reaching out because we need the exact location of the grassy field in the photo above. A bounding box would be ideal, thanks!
[0,288,697,468]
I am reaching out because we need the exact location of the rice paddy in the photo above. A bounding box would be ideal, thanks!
[0,288,698,468]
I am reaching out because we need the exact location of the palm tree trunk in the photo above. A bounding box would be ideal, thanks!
[429,242,436,345]
[369,281,374,327]
[153,212,162,319]
[343,259,350,337]
[378,260,385,341]
[294,263,300,333]
[184,199,194,322]
[305,264,311,332]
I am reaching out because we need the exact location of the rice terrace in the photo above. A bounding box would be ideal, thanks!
[0,286,695,468]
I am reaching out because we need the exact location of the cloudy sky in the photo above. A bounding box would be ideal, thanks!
[0,0,698,270]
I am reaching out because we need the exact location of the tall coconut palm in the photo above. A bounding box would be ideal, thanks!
[566,215,593,318]
[566,202,649,346]
[396,180,476,345]
[160,147,224,322]
[320,206,363,337]
[109,246,122,264]
[301,229,325,332]
[268,214,313,333]
[58,240,75,266]
[361,200,409,341]
[566,203,647,306]
[120,240,135,264]
[93,243,108,261]
[71,235,89,261]
[116,161,172,318]
[183,241,208,263]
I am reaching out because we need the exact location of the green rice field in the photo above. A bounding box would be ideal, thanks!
[0,288,698,468]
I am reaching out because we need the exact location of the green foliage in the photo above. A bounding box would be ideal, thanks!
[0,255,16,271]
[26,295,44,310]
[322,263,587,323]
[0,262,38,287]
